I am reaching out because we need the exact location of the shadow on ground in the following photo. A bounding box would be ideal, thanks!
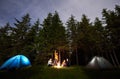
[83,68,120,79]
[0,66,41,79]
[0,66,120,79]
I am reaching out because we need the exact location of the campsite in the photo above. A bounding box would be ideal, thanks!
[0,54,120,79]
[0,1,120,79]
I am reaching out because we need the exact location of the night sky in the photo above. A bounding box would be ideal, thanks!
[0,0,120,26]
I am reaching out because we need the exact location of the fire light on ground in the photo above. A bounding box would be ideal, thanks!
[54,61,63,69]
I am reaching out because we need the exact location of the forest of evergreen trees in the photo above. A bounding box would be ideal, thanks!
[0,5,120,67]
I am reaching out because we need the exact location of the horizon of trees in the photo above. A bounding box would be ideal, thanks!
[0,5,120,67]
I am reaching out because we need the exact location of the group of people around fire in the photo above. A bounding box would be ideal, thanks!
[47,58,70,67]
[47,50,70,67]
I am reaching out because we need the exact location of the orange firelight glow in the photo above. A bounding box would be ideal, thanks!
[54,62,63,68]
[53,50,65,69]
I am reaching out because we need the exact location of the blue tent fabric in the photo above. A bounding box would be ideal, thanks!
[0,55,31,70]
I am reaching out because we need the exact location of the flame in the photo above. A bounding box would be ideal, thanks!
[54,62,62,68]
[54,50,58,61]
[53,50,63,69]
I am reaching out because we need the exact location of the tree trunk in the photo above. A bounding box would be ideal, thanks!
[112,49,120,67]
[105,51,109,60]
[75,48,79,65]
[110,52,117,67]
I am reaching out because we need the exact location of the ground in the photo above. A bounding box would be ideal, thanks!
[0,65,120,79]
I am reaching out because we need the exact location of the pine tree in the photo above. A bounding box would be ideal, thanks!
[0,23,12,63]
[102,5,120,67]
[66,15,78,65]
[77,14,92,65]
[12,14,31,54]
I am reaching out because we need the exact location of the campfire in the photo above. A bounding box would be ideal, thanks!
[53,50,62,68]
[54,61,62,68]
[47,50,69,68]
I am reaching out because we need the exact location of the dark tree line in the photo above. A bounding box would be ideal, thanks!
[0,5,120,67]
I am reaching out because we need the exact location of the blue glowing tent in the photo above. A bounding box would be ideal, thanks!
[0,55,31,70]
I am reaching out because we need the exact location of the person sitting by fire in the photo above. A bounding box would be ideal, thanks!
[47,58,53,66]
[62,60,67,67]
[66,58,70,67]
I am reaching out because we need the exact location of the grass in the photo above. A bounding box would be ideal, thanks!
[0,65,120,79]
